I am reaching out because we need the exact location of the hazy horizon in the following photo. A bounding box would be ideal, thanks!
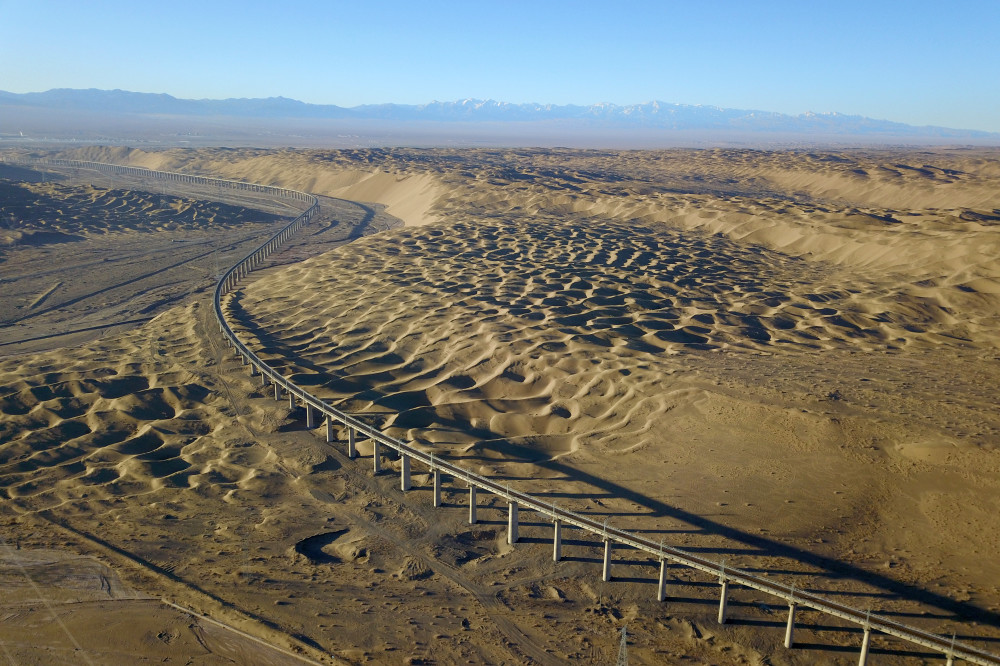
[6,87,996,131]
[2,1,998,133]
[4,87,998,150]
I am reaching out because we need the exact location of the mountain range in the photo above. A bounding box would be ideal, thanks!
[2,88,996,140]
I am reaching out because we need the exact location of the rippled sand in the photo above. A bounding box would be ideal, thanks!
[2,146,999,664]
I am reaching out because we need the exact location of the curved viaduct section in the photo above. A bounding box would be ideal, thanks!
[8,157,999,666]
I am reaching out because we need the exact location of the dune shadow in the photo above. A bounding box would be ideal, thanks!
[294,529,349,564]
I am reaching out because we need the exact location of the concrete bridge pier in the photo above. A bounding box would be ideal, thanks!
[325,416,334,443]
[553,520,562,562]
[241,354,249,365]
[433,469,442,507]
[274,383,282,401]
[508,501,519,544]
[347,428,357,458]
[602,539,613,582]
[250,364,258,377]
[945,654,955,666]
[288,391,295,410]
[657,559,667,602]
[261,373,269,387]
[718,579,730,624]
[373,440,382,474]
[400,454,411,491]
[468,485,477,524]
[784,602,797,648]
[858,626,872,666]
[305,404,316,429]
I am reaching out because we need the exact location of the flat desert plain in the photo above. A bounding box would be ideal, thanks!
[1,146,998,665]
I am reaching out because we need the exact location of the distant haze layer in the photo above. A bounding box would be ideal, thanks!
[2,89,998,149]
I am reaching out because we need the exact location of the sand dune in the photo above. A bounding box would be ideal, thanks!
[232,190,1000,565]
[57,145,1000,299]
[228,146,1000,658]
[2,146,1000,663]
[2,304,239,509]
[235,214,986,458]
[53,146,443,228]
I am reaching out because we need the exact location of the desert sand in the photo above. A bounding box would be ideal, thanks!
[1,146,999,664]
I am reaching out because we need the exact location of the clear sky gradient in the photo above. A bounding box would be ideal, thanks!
[2,0,998,132]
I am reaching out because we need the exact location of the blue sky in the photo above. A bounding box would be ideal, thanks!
[2,0,998,131]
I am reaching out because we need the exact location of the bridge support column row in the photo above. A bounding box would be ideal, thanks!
[553,520,562,562]
[468,485,477,524]
[602,539,613,582]
[507,501,518,544]
[400,454,411,491]
[784,602,797,649]
[432,469,442,507]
